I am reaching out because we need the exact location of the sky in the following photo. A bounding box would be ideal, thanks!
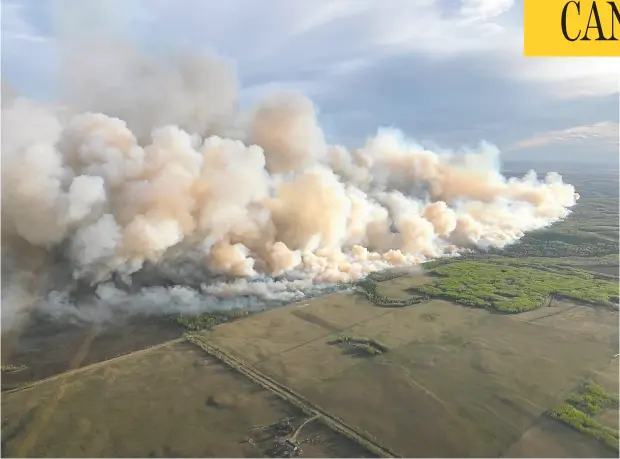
[1,0,619,164]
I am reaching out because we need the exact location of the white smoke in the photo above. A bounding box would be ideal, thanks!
[1,47,579,329]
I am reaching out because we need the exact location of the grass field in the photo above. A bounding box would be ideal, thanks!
[1,341,373,458]
[502,409,617,458]
[197,277,618,457]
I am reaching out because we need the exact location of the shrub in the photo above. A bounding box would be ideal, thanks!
[548,403,618,452]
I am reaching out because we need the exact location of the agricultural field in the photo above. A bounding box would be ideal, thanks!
[1,340,372,458]
[198,273,619,457]
[504,358,620,458]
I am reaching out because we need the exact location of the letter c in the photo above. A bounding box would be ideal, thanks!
[561,1,581,41]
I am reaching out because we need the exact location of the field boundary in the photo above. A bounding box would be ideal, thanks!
[185,333,401,458]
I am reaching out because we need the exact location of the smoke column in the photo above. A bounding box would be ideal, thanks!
[1,46,579,329]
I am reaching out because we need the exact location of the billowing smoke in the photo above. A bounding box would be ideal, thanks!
[1,48,579,330]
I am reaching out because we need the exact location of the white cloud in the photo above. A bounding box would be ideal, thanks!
[459,0,515,22]
[507,54,620,99]
[510,121,620,150]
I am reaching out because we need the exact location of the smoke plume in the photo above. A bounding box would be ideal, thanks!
[1,47,579,329]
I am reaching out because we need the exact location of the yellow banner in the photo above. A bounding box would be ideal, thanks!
[524,0,620,56]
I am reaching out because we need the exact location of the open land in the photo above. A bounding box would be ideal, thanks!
[2,340,373,458]
[196,274,617,457]
[2,166,619,457]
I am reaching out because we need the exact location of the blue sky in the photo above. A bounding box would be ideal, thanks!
[2,0,619,163]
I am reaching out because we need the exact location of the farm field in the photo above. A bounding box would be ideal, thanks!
[1,340,372,458]
[198,274,619,457]
[505,357,620,458]
[501,411,617,458]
